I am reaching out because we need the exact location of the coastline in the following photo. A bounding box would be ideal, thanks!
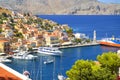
[1,14,119,80]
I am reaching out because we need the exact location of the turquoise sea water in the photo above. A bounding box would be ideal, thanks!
[5,15,120,80]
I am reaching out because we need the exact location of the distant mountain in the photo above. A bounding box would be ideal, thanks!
[0,0,120,15]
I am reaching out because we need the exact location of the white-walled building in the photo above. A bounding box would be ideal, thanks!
[74,33,89,39]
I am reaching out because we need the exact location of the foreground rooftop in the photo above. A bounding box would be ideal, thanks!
[0,63,31,80]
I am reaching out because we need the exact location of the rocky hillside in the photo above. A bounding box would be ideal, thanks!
[0,7,12,15]
[0,7,73,49]
[0,0,120,15]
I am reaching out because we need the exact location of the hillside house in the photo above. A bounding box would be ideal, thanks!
[0,38,11,54]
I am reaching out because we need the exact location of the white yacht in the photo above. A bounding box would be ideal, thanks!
[44,59,54,64]
[0,57,12,63]
[0,53,12,63]
[37,47,62,56]
[13,51,37,60]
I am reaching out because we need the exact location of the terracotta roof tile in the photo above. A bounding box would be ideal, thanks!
[0,67,22,80]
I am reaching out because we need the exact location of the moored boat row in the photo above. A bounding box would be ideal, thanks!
[4,47,62,61]
[12,51,37,60]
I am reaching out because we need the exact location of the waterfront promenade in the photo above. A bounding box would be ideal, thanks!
[58,42,100,49]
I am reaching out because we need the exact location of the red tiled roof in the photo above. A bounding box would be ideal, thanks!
[0,63,31,80]
[0,67,22,80]
[0,40,8,42]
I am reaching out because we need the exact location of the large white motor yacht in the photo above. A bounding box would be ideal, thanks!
[37,47,62,56]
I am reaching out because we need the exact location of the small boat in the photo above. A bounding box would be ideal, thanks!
[0,58,12,63]
[99,37,120,47]
[44,59,54,64]
[58,74,66,80]
[12,49,20,53]
[0,53,6,56]
[44,56,54,64]
[37,47,62,56]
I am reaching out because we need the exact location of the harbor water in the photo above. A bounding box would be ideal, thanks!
[5,15,120,80]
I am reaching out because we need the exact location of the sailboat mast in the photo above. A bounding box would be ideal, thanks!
[40,56,42,80]
[60,53,62,74]
[53,57,55,80]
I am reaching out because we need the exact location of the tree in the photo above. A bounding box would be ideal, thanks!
[66,60,94,80]
[92,67,116,80]
[74,38,82,43]
[10,18,14,23]
[66,52,119,80]
[15,32,23,38]
[97,52,120,75]
[85,39,91,43]
[0,28,2,33]
[0,20,3,24]
[66,28,73,34]
[2,12,8,17]
[66,28,73,37]
[28,47,33,51]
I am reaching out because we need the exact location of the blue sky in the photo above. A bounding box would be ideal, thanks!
[98,0,120,3]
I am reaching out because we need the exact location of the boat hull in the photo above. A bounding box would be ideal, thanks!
[37,47,62,56]
[44,60,54,64]
[100,42,120,47]
[13,54,37,60]
[37,51,61,56]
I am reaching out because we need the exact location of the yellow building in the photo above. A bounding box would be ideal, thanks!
[45,36,60,47]
[0,39,10,54]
